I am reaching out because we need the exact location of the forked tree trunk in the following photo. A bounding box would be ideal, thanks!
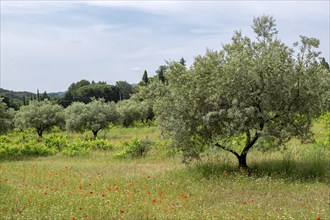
[215,130,261,170]
[237,153,248,168]
[92,130,99,139]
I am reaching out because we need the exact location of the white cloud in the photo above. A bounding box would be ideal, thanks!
[1,1,329,92]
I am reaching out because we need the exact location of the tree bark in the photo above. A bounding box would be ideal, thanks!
[237,153,248,168]
[92,130,99,139]
[37,129,43,138]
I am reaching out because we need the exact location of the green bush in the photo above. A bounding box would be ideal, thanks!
[87,138,113,151]
[62,140,90,156]
[44,133,68,151]
[114,138,153,159]
[20,140,56,156]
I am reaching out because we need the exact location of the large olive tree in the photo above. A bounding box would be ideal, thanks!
[65,99,119,139]
[14,100,64,138]
[156,16,330,168]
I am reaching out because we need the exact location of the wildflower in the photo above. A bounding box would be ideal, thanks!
[316,217,321,220]
[148,192,152,195]
[90,191,93,194]
[102,194,106,197]
[71,217,76,220]
[243,201,247,205]
[79,185,83,190]
[120,210,125,214]
[251,199,254,202]
[147,176,151,179]
[27,199,31,203]
[152,199,157,203]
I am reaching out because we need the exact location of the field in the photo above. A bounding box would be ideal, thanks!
[0,125,329,220]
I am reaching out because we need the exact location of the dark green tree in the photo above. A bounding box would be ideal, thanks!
[142,70,149,85]
[156,65,168,84]
[179,57,186,67]
[320,57,330,71]
[115,81,134,100]
[40,91,50,101]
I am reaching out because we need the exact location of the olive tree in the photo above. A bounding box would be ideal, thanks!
[14,100,64,138]
[65,99,119,138]
[116,100,151,127]
[156,16,330,169]
[0,98,15,134]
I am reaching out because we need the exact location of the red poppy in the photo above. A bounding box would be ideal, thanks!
[27,199,31,203]
[316,217,321,220]
[102,194,106,197]
[120,210,125,214]
[152,199,157,203]
[251,199,254,202]
[243,201,247,205]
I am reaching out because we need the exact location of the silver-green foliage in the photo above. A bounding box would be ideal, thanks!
[155,16,330,167]
[14,100,64,138]
[0,98,15,134]
[65,99,119,138]
[117,100,150,127]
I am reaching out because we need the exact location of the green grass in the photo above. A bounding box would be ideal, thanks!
[0,126,329,219]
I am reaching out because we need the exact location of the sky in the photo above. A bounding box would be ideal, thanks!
[1,1,329,93]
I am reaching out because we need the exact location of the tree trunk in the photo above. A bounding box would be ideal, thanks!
[37,129,43,138]
[238,153,248,168]
[92,130,99,139]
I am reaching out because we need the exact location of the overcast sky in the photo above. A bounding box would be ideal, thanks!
[1,1,329,93]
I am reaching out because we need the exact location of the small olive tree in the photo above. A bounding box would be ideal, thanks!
[65,99,119,138]
[156,16,330,169]
[0,98,15,134]
[116,100,151,127]
[14,100,64,138]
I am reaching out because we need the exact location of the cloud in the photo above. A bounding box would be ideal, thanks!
[131,67,140,71]
[1,1,329,92]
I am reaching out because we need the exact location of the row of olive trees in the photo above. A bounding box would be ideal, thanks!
[2,98,151,138]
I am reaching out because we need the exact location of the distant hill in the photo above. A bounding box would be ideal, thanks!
[0,88,65,109]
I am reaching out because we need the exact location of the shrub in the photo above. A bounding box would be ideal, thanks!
[20,140,56,156]
[114,138,153,159]
[44,133,68,151]
[87,138,113,151]
[62,140,90,156]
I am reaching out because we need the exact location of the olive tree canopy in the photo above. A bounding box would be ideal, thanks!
[65,99,119,138]
[14,100,64,138]
[155,16,330,168]
[0,98,15,134]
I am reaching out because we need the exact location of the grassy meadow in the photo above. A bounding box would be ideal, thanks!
[0,125,329,220]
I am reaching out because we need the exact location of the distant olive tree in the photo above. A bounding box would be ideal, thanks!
[65,99,119,139]
[14,100,64,138]
[0,98,15,134]
[116,100,151,127]
[155,16,330,169]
